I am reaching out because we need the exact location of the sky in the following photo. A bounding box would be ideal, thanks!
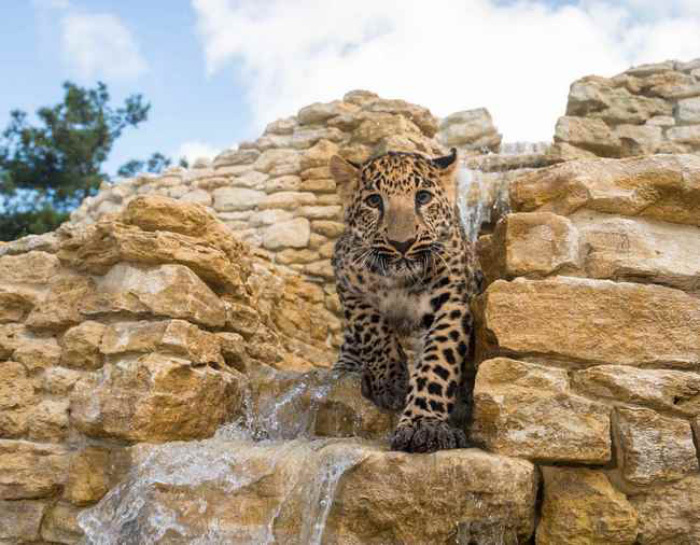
[1,0,699,177]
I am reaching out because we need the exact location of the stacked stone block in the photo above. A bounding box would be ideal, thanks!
[553,57,700,159]
[476,153,700,543]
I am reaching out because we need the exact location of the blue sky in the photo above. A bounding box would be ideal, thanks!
[1,0,699,177]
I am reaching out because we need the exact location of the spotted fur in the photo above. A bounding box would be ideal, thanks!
[330,149,480,453]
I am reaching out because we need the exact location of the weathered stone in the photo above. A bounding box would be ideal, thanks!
[365,98,438,136]
[215,332,250,373]
[26,275,95,331]
[264,175,301,193]
[344,89,379,105]
[100,319,223,366]
[352,113,422,145]
[300,139,339,170]
[616,124,663,155]
[475,277,700,370]
[0,361,36,437]
[0,500,47,542]
[41,502,84,544]
[291,127,345,150]
[259,191,316,210]
[81,263,226,328]
[212,187,266,212]
[512,153,700,226]
[79,439,537,545]
[213,148,260,168]
[566,76,671,124]
[471,358,611,463]
[120,195,214,237]
[0,440,69,499]
[29,399,69,442]
[262,218,310,250]
[298,178,335,192]
[0,232,59,257]
[537,467,638,545]
[297,100,358,125]
[303,260,334,280]
[631,474,700,544]
[64,447,111,505]
[667,125,700,146]
[264,116,296,135]
[70,354,243,442]
[60,321,106,369]
[0,250,60,285]
[254,149,302,177]
[179,188,212,206]
[311,220,345,238]
[13,335,61,371]
[296,205,342,220]
[615,406,699,487]
[438,108,501,150]
[0,324,29,359]
[275,248,320,265]
[574,365,700,416]
[0,291,35,322]
[676,96,700,124]
[554,116,621,156]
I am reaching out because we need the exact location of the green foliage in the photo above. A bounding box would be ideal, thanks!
[0,81,175,241]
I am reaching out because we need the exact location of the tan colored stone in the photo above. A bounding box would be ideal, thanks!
[264,116,296,135]
[262,218,310,250]
[41,502,84,544]
[300,166,331,180]
[64,447,111,505]
[254,149,302,177]
[511,154,700,227]
[0,251,60,285]
[616,124,663,155]
[290,126,345,149]
[264,174,301,193]
[26,275,95,331]
[298,178,336,192]
[297,100,358,125]
[259,191,316,210]
[667,125,700,146]
[296,205,342,220]
[100,319,223,366]
[438,108,501,150]
[476,277,700,370]
[310,220,344,238]
[70,354,243,442]
[0,361,36,438]
[81,263,226,328]
[303,260,334,280]
[536,467,638,545]
[120,195,213,237]
[60,321,105,369]
[29,399,69,442]
[676,96,700,124]
[212,186,265,212]
[42,367,82,396]
[0,324,28,359]
[215,332,250,373]
[631,474,700,544]
[0,440,69,499]
[300,139,339,170]
[574,365,700,417]
[471,358,611,463]
[554,116,621,156]
[0,500,46,542]
[80,439,537,544]
[615,406,698,487]
[0,291,35,323]
[212,147,260,168]
[275,249,320,265]
[365,98,438,136]
[352,112,422,145]
[13,335,61,371]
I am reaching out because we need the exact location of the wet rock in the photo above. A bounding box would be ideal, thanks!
[614,406,699,487]
[79,439,537,545]
[475,277,700,370]
[536,467,638,545]
[471,358,611,463]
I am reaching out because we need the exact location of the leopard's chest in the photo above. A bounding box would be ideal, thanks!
[369,284,432,335]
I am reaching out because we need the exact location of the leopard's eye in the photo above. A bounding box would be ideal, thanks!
[416,190,433,205]
[365,194,382,209]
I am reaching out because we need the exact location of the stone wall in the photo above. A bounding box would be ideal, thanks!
[553,57,700,159]
[476,153,700,543]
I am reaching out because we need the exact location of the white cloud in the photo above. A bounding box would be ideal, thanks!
[192,0,700,142]
[176,141,221,164]
[60,12,147,81]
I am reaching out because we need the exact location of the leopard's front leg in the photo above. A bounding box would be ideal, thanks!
[334,293,408,412]
[391,282,472,452]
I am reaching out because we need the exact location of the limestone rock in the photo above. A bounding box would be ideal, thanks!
[365,98,438,136]
[511,154,700,227]
[212,187,266,212]
[26,275,95,331]
[676,96,700,124]
[0,250,60,285]
[536,467,638,545]
[554,116,621,156]
[213,148,260,168]
[64,447,111,505]
[475,277,700,370]
[631,474,700,544]
[100,319,223,366]
[573,365,700,416]
[81,263,226,328]
[79,440,537,545]
[60,321,106,369]
[616,124,663,155]
[471,358,611,463]
[262,218,311,250]
[70,354,243,442]
[0,361,36,437]
[29,399,70,442]
[0,500,47,543]
[667,125,700,146]
[438,108,501,151]
[0,440,69,499]
[614,406,699,487]
[41,502,84,544]
[297,100,358,125]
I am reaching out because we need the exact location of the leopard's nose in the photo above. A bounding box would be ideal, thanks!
[388,237,416,255]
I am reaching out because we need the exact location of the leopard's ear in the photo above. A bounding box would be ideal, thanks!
[330,155,360,204]
[431,148,459,202]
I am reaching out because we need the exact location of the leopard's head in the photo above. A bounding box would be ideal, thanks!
[330,149,459,280]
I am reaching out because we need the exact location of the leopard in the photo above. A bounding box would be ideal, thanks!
[329,148,481,453]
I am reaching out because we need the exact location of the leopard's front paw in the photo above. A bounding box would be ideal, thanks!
[390,419,468,453]
[361,369,408,412]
